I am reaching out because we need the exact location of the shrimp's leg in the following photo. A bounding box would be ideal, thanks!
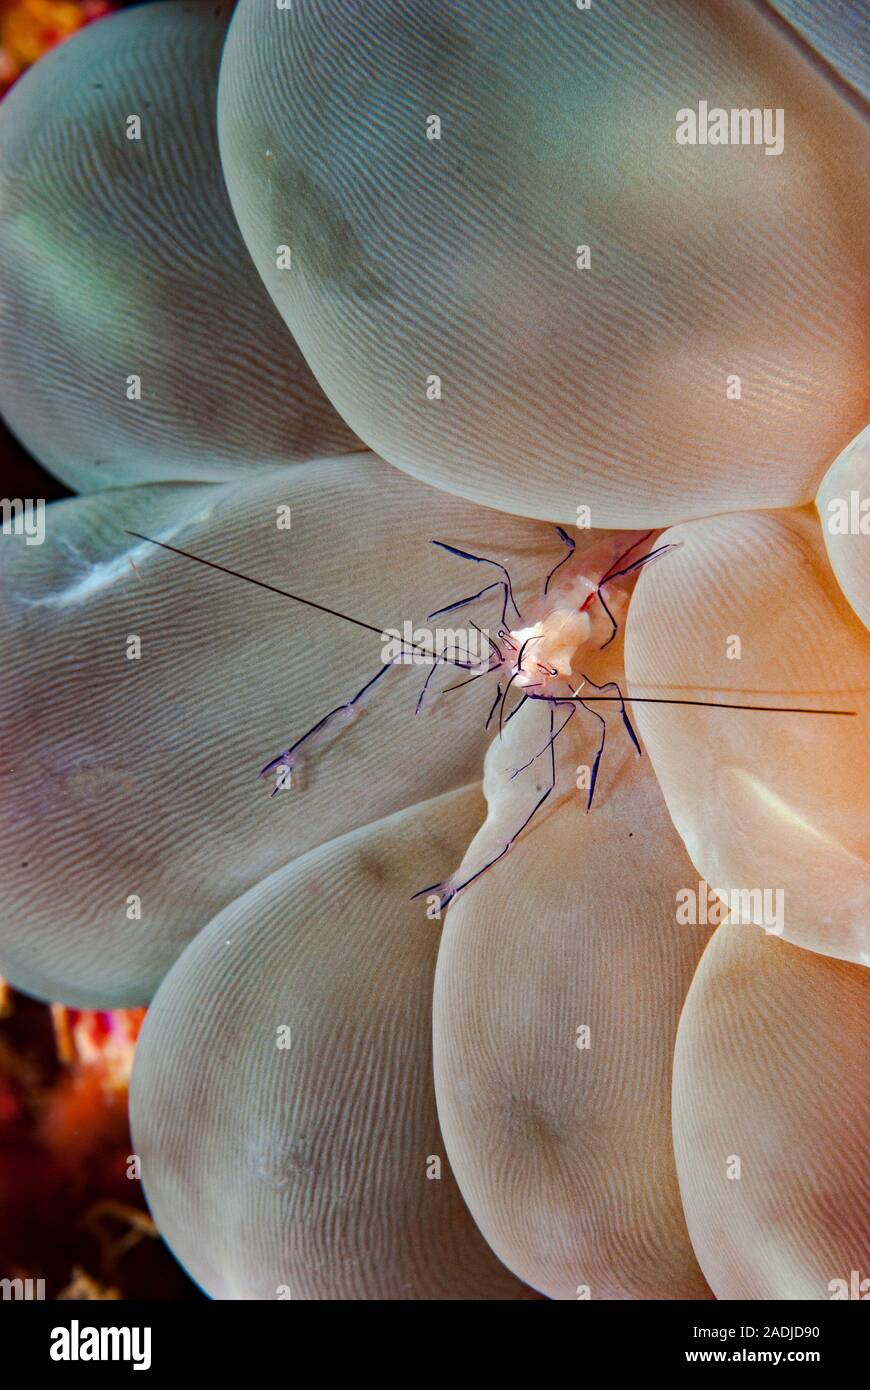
[413,699,560,910]
[417,653,497,715]
[442,668,498,696]
[543,525,576,595]
[579,669,642,756]
[576,695,607,812]
[509,703,576,779]
[596,542,681,649]
[415,654,448,716]
[470,619,503,664]
[260,661,398,793]
[504,692,529,727]
[497,633,544,736]
[572,671,642,811]
[430,540,523,622]
[428,580,511,629]
[485,682,504,730]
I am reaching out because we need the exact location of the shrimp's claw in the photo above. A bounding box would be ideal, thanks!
[259,751,296,795]
[410,879,457,916]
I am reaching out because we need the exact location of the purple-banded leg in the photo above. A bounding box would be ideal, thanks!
[498,634,543,737]
[430,540,523,622]
[503,692,529,728]
[260,660,398,795]
[417,653,496,716]
[596,541,682,649]
[412,701,559,911]
[575,695,607,812]
[415,650,448,716]
[569,672,641,812]
[428,579,514,632]
[485,682,504,730]
[509,701,576,779]
[579,671,642,758]
[543,525,576,595]
[470,619,504,665]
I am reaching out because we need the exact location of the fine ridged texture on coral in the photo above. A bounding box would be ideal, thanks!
[1,0,867,1307]
[672,921,870,1299]
[433,701,712,1299]
[0,456,557,1005]
[816,425,870,631]
[625,507,870,965]
[219,0,868,526]
[130,786,539,1300]
[766,0,870,100]
[0,1,361,492]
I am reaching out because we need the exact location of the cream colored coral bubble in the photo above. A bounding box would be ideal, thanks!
[130,785,537,1300]
[219,0,868,526]
[0,0,360,491]
[433,695,712,1299]
[817,425,870,630]
[767,0,870,100]
[625,507,870,965]
[0,455,556,1005]
[673,920,870,1299]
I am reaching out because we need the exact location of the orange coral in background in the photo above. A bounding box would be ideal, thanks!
[0,0,113,96]
[0,984,196,1298]
[50,1005,145,1092]
[41,1005,145,1164]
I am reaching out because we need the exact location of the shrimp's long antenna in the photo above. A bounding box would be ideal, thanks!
[124,531,469,670]
[560,695,856,715]
[126,533,856,718]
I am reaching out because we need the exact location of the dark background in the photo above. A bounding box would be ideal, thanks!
[0,0,203,1301]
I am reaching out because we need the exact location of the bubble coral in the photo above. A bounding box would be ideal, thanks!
[0,0,362,490]
[0,0,868,1300]
[218,0,868,527]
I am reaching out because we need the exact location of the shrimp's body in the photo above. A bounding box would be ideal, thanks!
[262,528,679,909]
[506,555,631,697]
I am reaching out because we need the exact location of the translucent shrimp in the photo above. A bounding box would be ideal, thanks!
[262,528,680,908]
